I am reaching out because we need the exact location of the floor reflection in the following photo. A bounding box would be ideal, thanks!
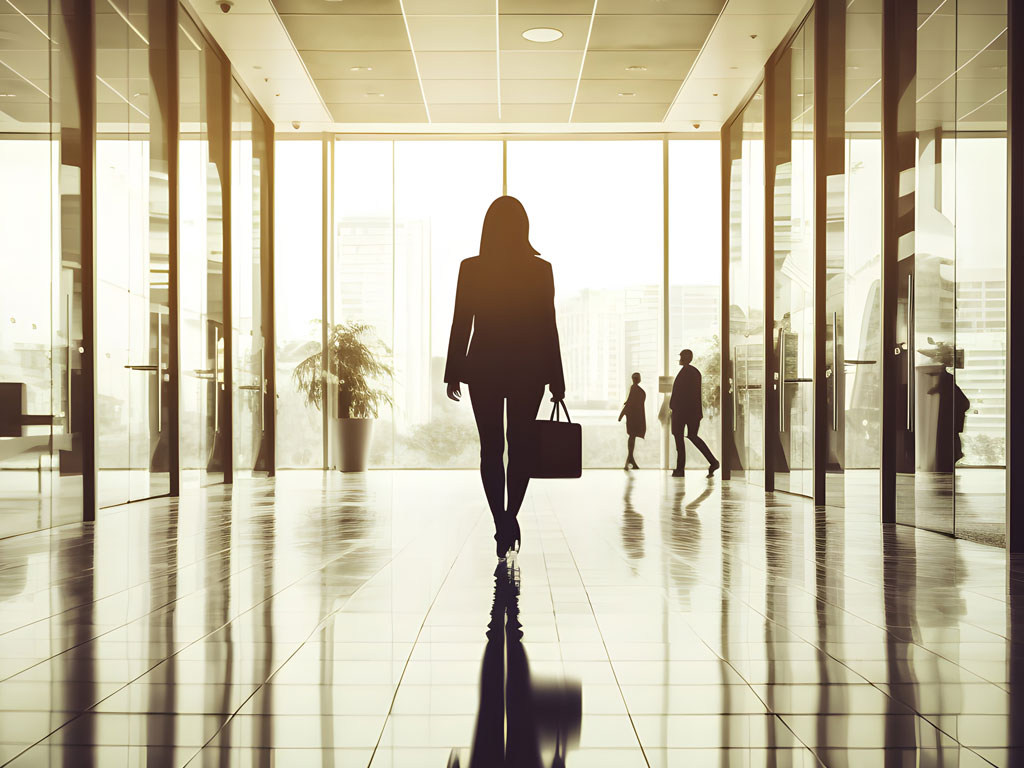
[0,470,1020,766]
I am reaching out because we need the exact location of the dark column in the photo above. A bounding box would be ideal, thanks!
[1008,0,1024,553]
[879,0,917,523]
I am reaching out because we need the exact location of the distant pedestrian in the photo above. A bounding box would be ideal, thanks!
[670,349,719,478]
[618,372,646,470]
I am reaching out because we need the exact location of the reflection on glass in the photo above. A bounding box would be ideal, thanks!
[728,90,765,484]
[771,17,815,497]
[274,141,324,468]
[668,140,722,465]
[179,11,227,487]
[839,0,883,510]
[96,0,170,507]
[232,83,268,476]
[508,141,665,469]
[899,0,1007,543]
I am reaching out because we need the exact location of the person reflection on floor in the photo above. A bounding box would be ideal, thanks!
[450,564,582,768]
[621,474,645,572]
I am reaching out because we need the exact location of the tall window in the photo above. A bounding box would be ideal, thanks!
[507,141,665,468]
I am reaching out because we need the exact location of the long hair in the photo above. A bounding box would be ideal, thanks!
[478,195,539,258]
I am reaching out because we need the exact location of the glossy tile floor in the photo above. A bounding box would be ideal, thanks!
[1,470,1022,767]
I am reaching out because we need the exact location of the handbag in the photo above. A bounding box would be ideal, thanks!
[529,401,582,479]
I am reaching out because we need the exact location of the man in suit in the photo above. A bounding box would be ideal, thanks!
[670,349,720,478]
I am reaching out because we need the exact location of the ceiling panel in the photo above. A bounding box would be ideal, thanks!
[422,79,498,103]
[589,14,717,50]
[571,103,667,122]
[280,14,410,50]
[581,50,696,80]
[327,102,428,121]
[498,0,594,13]
[500,50,582,79]
[499,14,593,51]
[406,15,494,51]
[500,78,576,103]
[404,0,494,13]
[576,78,681,103]
[499,103,571,121]
[272,0,402,13]
[430,103,500,121]
[317,78,424,102]
[417,51,495,78]
[598,0,725,13]
[300,50,418,79]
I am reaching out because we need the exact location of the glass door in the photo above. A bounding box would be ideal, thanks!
[232,83,267,477]
[771,18,815,497]
[727,89,765,484]
[96,0,170,506]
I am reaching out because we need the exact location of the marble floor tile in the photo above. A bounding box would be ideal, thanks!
[0,469,1021,767]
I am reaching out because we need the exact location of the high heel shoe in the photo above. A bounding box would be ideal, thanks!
[508,517,521,555]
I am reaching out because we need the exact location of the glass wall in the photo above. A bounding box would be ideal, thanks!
[508,141,665,469]
[275,141,323,468]
[231,82,270,477]
[668,140,722,465]
[770,16,815,497]
[727,90,766,484]
[895,0,1008,545]
[276,138,720,470]
[179,10,227,488]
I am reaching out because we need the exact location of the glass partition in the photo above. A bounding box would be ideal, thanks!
[95,0,171,506]
[727,90,765,484]
[179,10,227,488]
[231,82,269,477]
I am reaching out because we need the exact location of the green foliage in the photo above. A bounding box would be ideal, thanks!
[694,335,721,415]
[293,321,394,419]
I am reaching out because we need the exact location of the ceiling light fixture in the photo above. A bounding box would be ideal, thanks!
[618,92,636,97]
[350,66,373,72]
[625,65,647,72]
[366,92,384,97]
[0,92,14,97]
[522,27,562,43]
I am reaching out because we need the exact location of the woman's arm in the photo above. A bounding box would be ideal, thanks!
[545,262,566,400]
[444,260,473,387]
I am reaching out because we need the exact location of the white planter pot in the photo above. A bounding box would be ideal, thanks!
[332,417,374,472]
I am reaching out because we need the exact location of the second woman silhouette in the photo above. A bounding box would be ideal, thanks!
[618,372,646,470]
[445,196,566,560]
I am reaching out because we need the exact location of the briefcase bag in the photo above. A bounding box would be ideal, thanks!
[530,401,582,479]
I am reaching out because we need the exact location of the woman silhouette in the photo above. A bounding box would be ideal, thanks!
[445,196,566,559]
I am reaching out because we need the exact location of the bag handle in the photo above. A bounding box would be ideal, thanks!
[549,400,572,423]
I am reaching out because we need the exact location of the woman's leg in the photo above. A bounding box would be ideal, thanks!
[627,435,636,466]
[505,387,545,519]
[469,386,506,521]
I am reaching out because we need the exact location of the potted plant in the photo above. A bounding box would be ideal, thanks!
[293,321,393,472]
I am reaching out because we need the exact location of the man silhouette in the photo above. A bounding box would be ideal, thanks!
[670,349,719,478]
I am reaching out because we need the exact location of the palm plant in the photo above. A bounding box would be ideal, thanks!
[293,321,393,418]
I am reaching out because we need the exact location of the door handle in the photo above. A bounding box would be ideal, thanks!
[907,274,914,432]
[832,311,838,431]
[125,318,163,433]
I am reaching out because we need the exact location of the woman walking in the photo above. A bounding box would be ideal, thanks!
[445,196,566,560]
[618,372,646,470]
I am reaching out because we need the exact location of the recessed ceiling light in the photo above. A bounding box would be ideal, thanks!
[625,65,647,72]
[618,92,636,97]
[0,93,15,98]
[350,66,373,72]
[712,92,718,97]
[522,27,563,43]
[366,92,384,97]
[729,66,739,70]
[253,65,262,70]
